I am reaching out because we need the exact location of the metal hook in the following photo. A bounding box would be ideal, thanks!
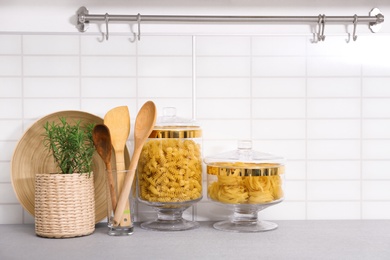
[137,13,141,41]
[316,14,322,42]
[105,13,109,40]
[316,14,326,42]
[352,14,358,41]
[319,14,326,41]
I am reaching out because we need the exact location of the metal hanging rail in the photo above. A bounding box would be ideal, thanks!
[76,6,384,42]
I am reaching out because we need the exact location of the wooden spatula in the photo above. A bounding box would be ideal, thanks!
[104,106,131,227]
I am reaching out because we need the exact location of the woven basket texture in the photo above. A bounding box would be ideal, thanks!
[35,173,95,238]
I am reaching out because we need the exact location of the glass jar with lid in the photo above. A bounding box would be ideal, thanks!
[204,140,285,232]
[137,107,202,231]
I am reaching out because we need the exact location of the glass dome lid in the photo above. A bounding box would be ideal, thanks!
[149,107,202,138]
[204,140,285,176]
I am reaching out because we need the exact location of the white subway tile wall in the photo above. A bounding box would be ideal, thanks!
[1,33,390,224]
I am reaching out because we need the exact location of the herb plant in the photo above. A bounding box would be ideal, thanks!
[43,117,95,175]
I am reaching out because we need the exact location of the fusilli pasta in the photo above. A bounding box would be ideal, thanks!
[138,138,202,203]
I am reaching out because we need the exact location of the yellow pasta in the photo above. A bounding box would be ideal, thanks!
[208,175,283,204]
[138,138,202,203]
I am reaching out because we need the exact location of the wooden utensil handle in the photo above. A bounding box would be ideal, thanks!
[115,150,132,227]
[106,162,117,211]
[113,168,136,226]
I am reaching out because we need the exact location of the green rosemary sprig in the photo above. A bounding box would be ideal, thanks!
[43,117,95,175]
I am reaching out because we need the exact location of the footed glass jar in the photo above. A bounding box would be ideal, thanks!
[137,107,202,231]
[204,140,285,232]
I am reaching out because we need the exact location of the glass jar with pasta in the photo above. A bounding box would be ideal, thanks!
[204,140,285,233]
[137,107,202,231]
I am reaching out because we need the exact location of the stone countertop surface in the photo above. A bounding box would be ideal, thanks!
[1,220,389,260]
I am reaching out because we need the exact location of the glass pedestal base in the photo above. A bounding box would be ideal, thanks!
[139,198,201,231]
[213,219,277,233]
[211,200,282,233]
[141,218,199,231]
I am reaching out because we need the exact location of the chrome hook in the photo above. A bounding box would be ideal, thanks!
[319,14,326,41]
[104,13,109,40]
[137,13,141,41]
[316,14,322,42]
[352,14,358,41]
[316,14,326,42]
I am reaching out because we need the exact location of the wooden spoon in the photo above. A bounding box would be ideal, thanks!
[113,101,157,226]
[92,124,116,211]
[104,106,131,227]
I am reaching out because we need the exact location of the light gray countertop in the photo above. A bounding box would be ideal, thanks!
[1,220,389,260]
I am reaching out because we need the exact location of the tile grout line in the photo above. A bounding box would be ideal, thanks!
[250,36,253,140]
[20,34,26,224]
[192,35,197,121]
[79,35,82,108]
[304,35,309,220]
[192,35,197,221]
[360,54,363,219]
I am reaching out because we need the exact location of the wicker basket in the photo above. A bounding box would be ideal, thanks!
[35,173,95,238]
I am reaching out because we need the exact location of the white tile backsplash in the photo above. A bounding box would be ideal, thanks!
[1,32,390,224]
[138,57,192,77]
[0,99,22,118]
[0,35,21,54]
[252,78,306,97]
[362,181,390,200]
[82,78,137,98]
[362,78,390,97]
[252,99,306,118]
[252,36,306,56]
[197,78,251,98]
[0,78,22,97]
[23,99,81,119]
[307,181,361,200]
[0,162,11,182]
[23,35,79,55]
[284,180,306,201]
[362,202,390,219]
[81,35,137,55]
[307,119,361,139]
[307,202,361,219]
[24,78,80,97]
[0,56,22,76]
[307,78,361,97]
[362,140,390,159]
[201,119,251,140]
[307,99,361,118]
[81,56,136,76]
[252,57,306,77]
[138,36,192,56]
[0,205,23,224]
[0,183,19,203]
[307,140,361,160]
[0,120,23,141]
[362,161,390,180]
[307,161,361,180]
[196,36,250,56]
[197,99,251,119]
[252,119,306,139]
[24,56,79,76]
[363,99,390,118]
[363,119,390,139]
[307,57,361,76]
[138,78,192,98]
[0,141,17,161]
[197,57,251,77]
